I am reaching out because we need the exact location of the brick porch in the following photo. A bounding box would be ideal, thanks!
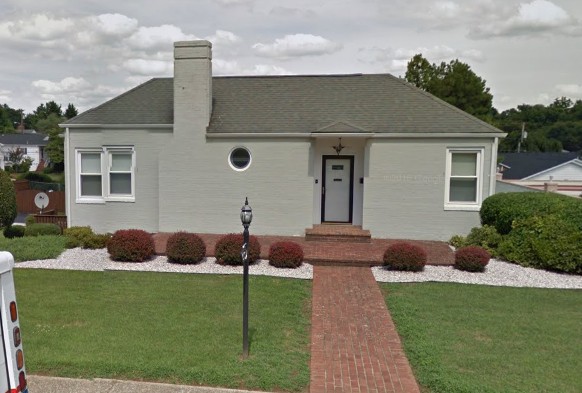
[152,232,454,266]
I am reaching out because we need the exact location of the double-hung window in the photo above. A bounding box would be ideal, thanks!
[444,148,483,211]
[76,147,135,203]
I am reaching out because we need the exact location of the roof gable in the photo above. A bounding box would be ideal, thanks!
[315,120,370,133]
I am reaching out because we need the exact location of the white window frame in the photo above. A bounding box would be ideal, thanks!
[75,147,135,204]
[444,148,484,211]
[76,148,105,204]
[106,147,135,202]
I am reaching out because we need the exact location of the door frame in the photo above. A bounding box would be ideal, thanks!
[321,155,354,223]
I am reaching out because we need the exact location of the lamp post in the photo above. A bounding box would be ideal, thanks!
[240,197,253,358]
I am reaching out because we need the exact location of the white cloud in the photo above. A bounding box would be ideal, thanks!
[212,59,291,76]
[0,14,74,40]
[252,34,342,59]
[215,0,253,6]
[122,59,172,75]
[125,25,198,50]
[205,30,241,46]
[470,0,582,38]
[32,77,92,94]
[92,13,139,36]
[0,89,10,102]
[556,84,582,98]
[249,64,290,75]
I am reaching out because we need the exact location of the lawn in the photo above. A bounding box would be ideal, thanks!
[0,234,66,261]
[14,269,312,392]
[382,283,582,393]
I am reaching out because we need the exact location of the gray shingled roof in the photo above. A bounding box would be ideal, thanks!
[65,74,503,135]
[499,152,581,179]
[0,133,48,146]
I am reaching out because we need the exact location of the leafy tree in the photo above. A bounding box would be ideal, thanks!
[25,101,63,130]
[0,169,17,228]
[405,54,494,121]
[64,103,78,119]
[35,113,63,134]
[45,130,65,171]
[0,104,23,133]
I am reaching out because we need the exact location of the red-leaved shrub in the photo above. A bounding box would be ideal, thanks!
[107,229,155,262]
[383,242,427,272]
[268,241,304,268]
[166,232,206,264]
[214,233,261,265]
[454,246,490,272]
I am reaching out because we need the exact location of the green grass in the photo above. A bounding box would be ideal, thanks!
[0,234,66,261]
[14,269,311,392]
[382,283,582,393]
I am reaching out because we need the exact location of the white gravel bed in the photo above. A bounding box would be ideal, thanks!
[15,248,313,280]
[373,259,582,289]
[15,248,581,289]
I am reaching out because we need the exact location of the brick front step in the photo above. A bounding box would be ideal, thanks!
[305,224,372,243]
[306,258,381,267]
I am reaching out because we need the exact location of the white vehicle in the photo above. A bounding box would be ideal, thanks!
[0,252,28,393]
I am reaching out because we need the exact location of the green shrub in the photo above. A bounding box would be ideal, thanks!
[24,223,62,237]
[268,241,303,268]
[448,235,467,249]
[63,226,94,248]
[498,215,582,274]
[83,233,111,250]
[454,246,491,272]
[3,225,25,239]
[214,233,261,265]
[18,172,54,182]
[0,169,17,228]
[383,242,427,272]
[25,215,36,226]
[166,232,206,264]
[107,229,155,262]
[464,225,502,256]
[481,192,582,235]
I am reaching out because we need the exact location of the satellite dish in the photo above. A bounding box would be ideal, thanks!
[34,192,49,213]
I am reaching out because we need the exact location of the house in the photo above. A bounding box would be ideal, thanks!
[0,132,48,171]
[61,40,506,241]
[498,152,582,197]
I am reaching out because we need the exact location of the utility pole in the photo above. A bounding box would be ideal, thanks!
[517,122,527,153]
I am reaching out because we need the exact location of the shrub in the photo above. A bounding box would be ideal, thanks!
[83,233,111,250]
[269,241,304,268]
[3,225,25,239]
[448,235,466,249]
[454,246,491,272]
[24,223,62,236]
[214,233,261,265]
[0,169,17,229]
[107,229,155,262]
[25,215,36,226]
[63,226,94,248]
[383,242,427,272]
[464,225,502,256]
[18,172,54,183]
[481,192,582,235]
[166,232,206,264]
[498,215,582,274]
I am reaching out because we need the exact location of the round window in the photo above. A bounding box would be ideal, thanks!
[229,147,251,171]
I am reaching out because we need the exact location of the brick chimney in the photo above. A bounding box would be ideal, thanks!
[173,40,212,138]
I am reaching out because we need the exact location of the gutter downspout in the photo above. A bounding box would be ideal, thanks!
[64,127,71,228]
[489,137,499,196]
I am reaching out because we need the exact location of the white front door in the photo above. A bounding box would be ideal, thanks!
[322,157,353,222]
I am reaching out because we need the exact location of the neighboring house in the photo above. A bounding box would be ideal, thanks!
[61,40,506,241]
[0,132,48,171]
[498,152,582,197]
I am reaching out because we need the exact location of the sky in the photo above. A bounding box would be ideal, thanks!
[1,0,581,114]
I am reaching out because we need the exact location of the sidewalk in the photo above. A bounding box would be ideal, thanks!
[28,375,269,393]
[310,266,420,393]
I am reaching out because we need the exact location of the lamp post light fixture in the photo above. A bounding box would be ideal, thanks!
[240,197,253,358]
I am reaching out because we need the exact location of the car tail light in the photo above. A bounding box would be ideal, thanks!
[13,327,21,347]
[16,349,23,370]
[18,371,26,390]
[10,301,17,322]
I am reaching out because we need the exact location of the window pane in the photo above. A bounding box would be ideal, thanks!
[450,179,477,202]
[110,173,132,194]
[451,153,477,176]
[81,153,101,173]
[81,175,102,196]
[230,148,251,169]
[111,153,132,171]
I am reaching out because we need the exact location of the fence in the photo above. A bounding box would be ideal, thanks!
[33,214,68,231]
[14,180,66,214]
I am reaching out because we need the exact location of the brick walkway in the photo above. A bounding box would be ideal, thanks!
[310,266,420,393]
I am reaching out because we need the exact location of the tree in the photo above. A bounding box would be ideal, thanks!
[0,169,17,228]
[405,54,494,121]
[45,130,65,171]
[64,103,78,119]
[0,104,23,133]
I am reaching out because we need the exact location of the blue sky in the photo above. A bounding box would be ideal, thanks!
[1,0,581,113]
